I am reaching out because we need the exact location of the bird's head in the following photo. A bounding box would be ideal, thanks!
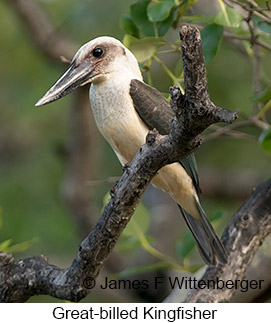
[35,36,142,107]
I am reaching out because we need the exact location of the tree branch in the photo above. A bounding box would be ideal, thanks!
[9,0,77,62]
[0,26,236,302]
[183,178,271,303]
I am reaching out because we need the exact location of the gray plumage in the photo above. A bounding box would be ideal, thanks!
[130,79,227,265]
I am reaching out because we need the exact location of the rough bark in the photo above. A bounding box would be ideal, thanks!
[231,235,271,302]
[182,179,271,303]
[164,179,271,303]
[0,26,236,302]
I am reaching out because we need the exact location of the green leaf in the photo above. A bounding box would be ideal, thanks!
[209,209,226,222]
[116,235,154,252]
[147,0,175,22]
[102,191,111,208]
[123,35,168,62]
[258,99,271,119]
[177,231,195,259]
[182,14,216,24]
[251,86,271,103]
[177,0,198,15]
[4,237,38,253]
[214,6,242,27]
[0,239,12,252]
[113,262,171,278]
[120,14,139,37]
[259,128,271,152]
[0,206,2,229]
[102,190,150,237]
[122,202,150,237]
[157,10,175,36]
[200,24,224,65]
[130,0,155,36]
[253,15,271,34]
[116,236,142,251]
[174,57,183,78]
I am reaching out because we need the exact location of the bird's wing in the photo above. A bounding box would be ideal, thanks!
[130,79,200,193]
[130,79,227,265]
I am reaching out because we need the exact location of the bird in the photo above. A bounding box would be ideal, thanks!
[35,36,227,266]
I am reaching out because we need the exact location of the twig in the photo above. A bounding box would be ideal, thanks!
[246,0,271,22]
[203,117,268,142]
[251,43,263,114]
[242,5,264,114]
[203,128,256,142]
[225,0,271,24]
[60,56,72,64]
[224,32,271,51]
[224,0,270,116]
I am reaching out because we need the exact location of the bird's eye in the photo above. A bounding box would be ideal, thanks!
[93,47,104,58]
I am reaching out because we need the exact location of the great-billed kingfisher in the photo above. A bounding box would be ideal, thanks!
[36,36,227,266]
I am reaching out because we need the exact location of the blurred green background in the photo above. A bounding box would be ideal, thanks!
[0,0,270,302]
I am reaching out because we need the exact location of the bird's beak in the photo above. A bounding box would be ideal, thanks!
[35,61,96,107]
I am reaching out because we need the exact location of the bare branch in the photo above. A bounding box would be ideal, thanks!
[183,179,271,303]
[225,0,271,23]
[224,32,271,51]
[8,0,78,62]
[202,114,270,142]
[203,127,256,142]
[246,0,271,23]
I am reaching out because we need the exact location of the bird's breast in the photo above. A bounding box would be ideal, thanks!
[89,80,149,164]
[89,79,198,217]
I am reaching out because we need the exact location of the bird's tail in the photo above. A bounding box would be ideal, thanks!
[178,201,227,266]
